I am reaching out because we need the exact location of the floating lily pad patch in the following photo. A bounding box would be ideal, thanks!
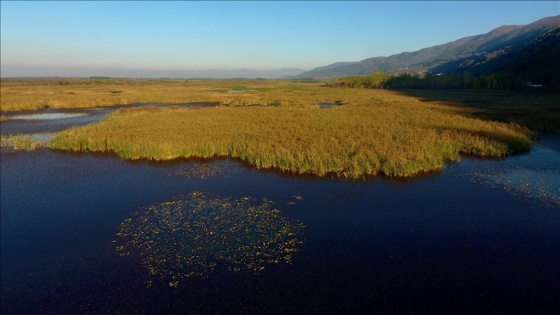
[173,160,241,179]
[115,191,305,287]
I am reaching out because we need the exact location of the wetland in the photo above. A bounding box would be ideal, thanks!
[1,79,559,314]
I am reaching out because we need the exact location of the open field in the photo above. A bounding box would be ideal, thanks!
[1,78,331,111]
[5,79,536,178]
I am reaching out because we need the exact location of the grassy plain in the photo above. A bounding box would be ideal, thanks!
[1,78,329,111]
[14,79,538,178]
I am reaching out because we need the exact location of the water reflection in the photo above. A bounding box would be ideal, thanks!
[469,133,560,208]
[1,108,112,134]
[10,113,88,120]
[318,102,341,109]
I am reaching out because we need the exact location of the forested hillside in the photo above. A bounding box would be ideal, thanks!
[297,15,560,90]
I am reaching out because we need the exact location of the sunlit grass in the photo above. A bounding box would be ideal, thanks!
[49,87,535,178]
[1,78,340,111]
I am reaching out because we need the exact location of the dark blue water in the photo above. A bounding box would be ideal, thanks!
[1,111,559,314]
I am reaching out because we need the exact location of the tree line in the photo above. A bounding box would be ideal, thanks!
[324,72,559,91]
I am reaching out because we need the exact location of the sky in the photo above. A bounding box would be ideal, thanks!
[1,1,558,77]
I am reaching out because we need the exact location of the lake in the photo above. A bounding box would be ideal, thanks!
[1,107,559,314]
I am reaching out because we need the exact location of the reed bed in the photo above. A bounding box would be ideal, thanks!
[50,89,534,178]
[1,78,338,111]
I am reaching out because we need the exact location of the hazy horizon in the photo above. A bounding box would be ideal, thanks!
[1,1,557,78]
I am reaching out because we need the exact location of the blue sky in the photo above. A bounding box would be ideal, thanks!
[1,1,558,77]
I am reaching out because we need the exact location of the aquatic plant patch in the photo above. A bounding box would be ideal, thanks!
[172,160,241,179]
[114,192,304,287]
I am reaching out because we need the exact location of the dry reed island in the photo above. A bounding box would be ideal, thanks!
[2,78,554,178]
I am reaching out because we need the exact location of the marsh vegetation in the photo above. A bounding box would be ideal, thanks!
[1,78,338,110]
[3,78,555,177]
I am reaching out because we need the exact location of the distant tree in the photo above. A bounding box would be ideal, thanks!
[329,71,533,91]
[366,72,391,88]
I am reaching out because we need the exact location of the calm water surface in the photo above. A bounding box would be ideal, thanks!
[1,109,559,314]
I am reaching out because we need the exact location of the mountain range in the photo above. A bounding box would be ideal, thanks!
[295,16,560,81]
[120,68,307,79]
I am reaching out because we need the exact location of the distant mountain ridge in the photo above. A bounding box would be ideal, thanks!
[296,16,560,79]
[131,68,307,79]
[0,67,307,79]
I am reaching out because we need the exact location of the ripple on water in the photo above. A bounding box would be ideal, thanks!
[474,168,560,208]
[114,191,304,287]
[470,143,560,208]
